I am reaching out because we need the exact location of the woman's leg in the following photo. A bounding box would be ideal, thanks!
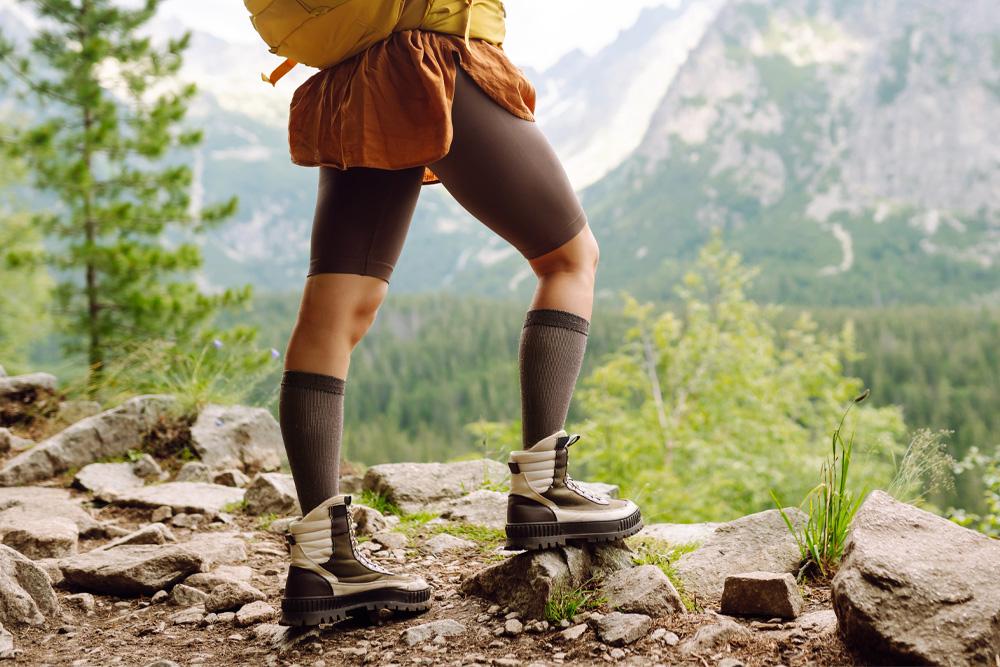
[429,67,599,448]
[281,164,423,514]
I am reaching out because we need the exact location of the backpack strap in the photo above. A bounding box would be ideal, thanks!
[262,57,298,86]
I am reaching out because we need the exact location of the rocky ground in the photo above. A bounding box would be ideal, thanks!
[0,369,996,666]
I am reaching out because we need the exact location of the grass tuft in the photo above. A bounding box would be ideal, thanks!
[358,489,402,516]
[544,580,606,623]
[626,535,700,611]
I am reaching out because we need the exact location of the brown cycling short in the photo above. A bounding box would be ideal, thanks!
[308,66,588,284]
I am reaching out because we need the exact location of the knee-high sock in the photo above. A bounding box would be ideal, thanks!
[278,370,345,515]
[518,308,590,448]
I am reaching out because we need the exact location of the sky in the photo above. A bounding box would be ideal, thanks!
[158,0,676,71]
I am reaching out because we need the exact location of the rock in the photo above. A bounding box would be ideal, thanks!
[0,395,174,486]
[131,454,162,480]
[64,592,95,613]
[59,544,204,596]
[169,513,204,529]
[212,469,250,488]
[0,622,12,659]
[183,565,253,592]
[601,564,685,616]
[0,487,71,510]
[53,400,101,425]
[73,462,144,500]
[679,617,751,656]
[574,481,619,499]
[351,504,389,536]
[339,474,364,494]
[0,500,101,541]
[0,429,33,454]
[461,548,578,620]
[143,661,180,667]
[174,462,212,483]
[720,572,802,619]
[109,482,244,516]
[181,532,248,569]
[438,489,506,529]
[651,628,680,645]
[0,511,78,559]
[560,623,588,641]
[204,581,265,613]
[638,522,721,545]
[400,619,466,646]
[150,506,172,523]
[675,507,806,601]
[423,533,475,555]
[718,659,745,667]
[831,489,1000,666]
[243,473,299,516]
[0,373,58,424]
[363,460,509,514]
[594,612,652,646]
[372,531,407,550]
[96,523,175,551]
[170,583,208,607]
[190,405,285,473]
[504,618,523,635]
[234,600,275,626]
[170,605,205,625]
[33,558,62,586]
[0,544,59,625]
[150,590,168,604]
[795,608,837,635]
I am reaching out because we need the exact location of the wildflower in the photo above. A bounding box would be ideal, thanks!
[212,339,223,350]
[270,348,280,359]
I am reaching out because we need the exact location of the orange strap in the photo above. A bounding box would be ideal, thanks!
[261,58,298,86]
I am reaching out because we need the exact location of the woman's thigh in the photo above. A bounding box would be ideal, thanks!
[309,164,425,285]
[428,67,588,261]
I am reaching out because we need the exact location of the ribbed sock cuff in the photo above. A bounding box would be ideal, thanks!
[281,370,346,395]
[523,308,590,336]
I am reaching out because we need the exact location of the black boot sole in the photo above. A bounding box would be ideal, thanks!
[504,507,643,550]
[279,587,431,626]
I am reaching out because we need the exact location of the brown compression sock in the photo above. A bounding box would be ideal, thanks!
[278,370,346,515]
[518,308,590,448]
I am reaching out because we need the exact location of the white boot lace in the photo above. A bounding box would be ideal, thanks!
[564,434,610,505]
[347,507,395,575]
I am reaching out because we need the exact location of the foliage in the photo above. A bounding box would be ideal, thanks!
[79,326,280,413]
[543,580,606,623]
[358,489,402,517]
[886,428,956,507]
[947,446,1000,538]
[771,392,870,578]
[0,0,245,389]
[573,235,907,522]
[626,536,699,610]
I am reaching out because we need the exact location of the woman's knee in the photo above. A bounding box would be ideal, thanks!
[294,274,388,349]
[528,221,599,279]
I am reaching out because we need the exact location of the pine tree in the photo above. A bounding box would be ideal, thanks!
[0,0,244,390]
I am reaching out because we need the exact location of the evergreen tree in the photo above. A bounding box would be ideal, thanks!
[0,0,243,390]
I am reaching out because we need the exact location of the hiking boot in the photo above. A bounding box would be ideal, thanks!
[505,429,643,550]
[279,493,431,626]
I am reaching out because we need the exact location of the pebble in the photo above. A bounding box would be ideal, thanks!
[504,619,523,636]
[609,648,625,660]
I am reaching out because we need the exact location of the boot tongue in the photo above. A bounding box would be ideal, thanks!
[527,429,568,452]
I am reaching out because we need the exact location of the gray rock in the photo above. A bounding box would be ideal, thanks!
[59,544,204,596]
[560,623,588,641]
[0,544,59,626]
[400,618,466,645]
[339,474,364,494]
[183,565,254,592]
[131,454,162,480]
[0,511,77,559]
[650,628,679,645]
[73,462,144,500]
[720,572,802,619]
[718,659,745,667]
[679,617,751,656]
[423,533,475,555]
[180,532,248,569]
[96,523,175,551]
[190,404,285,473]
[169,513,205,529]
[0,429,33,454]
[0,622,12,659]
[110,482,244,516]
[832,490,1000,666]
[53,400,101,425]
[170,604,205,625]
[170,583,208,607]
[174,462,212,483]
[601,564,685,616]
[0,500,101,542]
[373,531,407,550]
[212,469,250,488]
[150,506,172,523]
[0,395,174,486]
[638,522,721,546]
[439,489,506,529]
[204,581,265,613]
[243,473,299,516]
[32,558,62,586]
[0,487,71,510]
[363,459,509,514]
[351,504,389,536]
[0,373,57,414]
[143,661,180,667]
[594,611,652,646]
[234,600,275,626]
[504,618,523,635]
[64,592,95,613]
[675,507,806,601]
[795,608,837,635]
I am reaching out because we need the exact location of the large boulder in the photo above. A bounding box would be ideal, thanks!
[0,395,174,486]
[363,459,509,514]
[109,482,244,516]
[831,490,1000,666]
[190,405,285,473]
[638,522,721,546]
[675,507,806,601]
[244,473,299,516]
[438,489,506,529]
[0,499,102,553]
[0,544,60,625]
[59,544,204,596]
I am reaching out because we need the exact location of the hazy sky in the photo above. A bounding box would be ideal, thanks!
[159,0,675,71]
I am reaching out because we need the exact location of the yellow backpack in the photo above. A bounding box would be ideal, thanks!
[245,0,507,85]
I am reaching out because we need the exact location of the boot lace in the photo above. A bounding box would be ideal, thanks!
[347,507,395,575]
[564,433,610,505]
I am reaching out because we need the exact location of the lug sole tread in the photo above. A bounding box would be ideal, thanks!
[504,508,644,551]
